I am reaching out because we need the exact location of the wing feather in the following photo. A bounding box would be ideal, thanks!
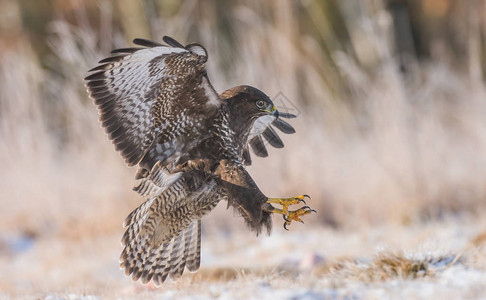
[242,146,252,166]
[85,37,221,167]
[163,36,184,48]
[111,47,145,54]
[272,118,296,134]
[133,38,164,47]
[249,135,268,157]
[262,126,284,148]
[242,113,296,165]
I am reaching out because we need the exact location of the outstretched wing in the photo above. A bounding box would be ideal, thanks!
[242,112,296,165]
[85,36,222,168]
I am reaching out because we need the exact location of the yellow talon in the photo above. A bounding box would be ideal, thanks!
[283,206,317,230]
[267,194,310,215]
[264,195,315,230]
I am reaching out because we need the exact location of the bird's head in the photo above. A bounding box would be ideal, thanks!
[221,85,279,121]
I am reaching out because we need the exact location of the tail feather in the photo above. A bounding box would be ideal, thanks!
[120,165,217,286]
[140,247,158,284]
[168,229,186,281]
[179,221,195,274]
[151,242,172,286]
[122,197,155,236]
[120,219,202,286]
[169,220,197,280]
[186,220,201,272]
[155,233,181,285]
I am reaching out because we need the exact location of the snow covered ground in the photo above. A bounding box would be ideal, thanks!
[2,212,485,299]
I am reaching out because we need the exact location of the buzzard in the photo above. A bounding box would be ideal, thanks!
[85,36,315,286]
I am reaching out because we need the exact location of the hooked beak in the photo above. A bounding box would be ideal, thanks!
[271,105,279,119]
[263,105,279,118]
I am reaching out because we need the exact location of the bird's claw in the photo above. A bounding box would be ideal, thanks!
[282,206,316,230]
[299,194,310,205]
[267,194,311,214]
[265,195,315,230]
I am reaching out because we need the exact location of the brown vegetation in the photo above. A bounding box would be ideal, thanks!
[1,0,486,298]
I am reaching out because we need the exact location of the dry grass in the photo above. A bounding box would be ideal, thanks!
[329,251,460,282]
[472,231,486,247]
[1,0,486,299]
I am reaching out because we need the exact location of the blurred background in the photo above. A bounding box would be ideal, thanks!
[1,0,486,298]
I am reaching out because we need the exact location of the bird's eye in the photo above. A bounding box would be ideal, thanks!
[256,100,266,108]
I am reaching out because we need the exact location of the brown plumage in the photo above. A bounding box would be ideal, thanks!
[85,36,300,286]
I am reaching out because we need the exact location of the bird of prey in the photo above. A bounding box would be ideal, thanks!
[85,36,315,286]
